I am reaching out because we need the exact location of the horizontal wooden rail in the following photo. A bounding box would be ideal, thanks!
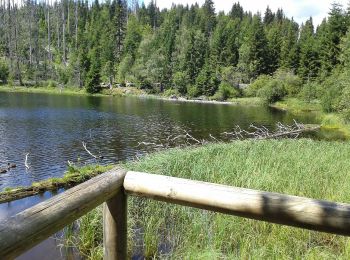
[0,168,127,259]
[124,171,350,236]
[1,169,350,259]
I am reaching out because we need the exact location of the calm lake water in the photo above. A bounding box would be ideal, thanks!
[0,91,343,259]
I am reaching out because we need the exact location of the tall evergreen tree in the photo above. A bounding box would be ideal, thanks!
[298,18,319,80]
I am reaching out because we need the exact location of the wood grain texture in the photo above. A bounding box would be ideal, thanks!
[0,168,127,259]
[124,171,350,236]
[103,189,127,260]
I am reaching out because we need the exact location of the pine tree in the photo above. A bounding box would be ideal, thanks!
[201,0,216,36]
[298,18,319,80]
[85,48,101,93]
[184,29,206,84]
[114,0,127,64]
[319,3,347,76]
[237,14,269,80]
[230,2,243,20]
[280,19,299,70]
[263,6,274,25]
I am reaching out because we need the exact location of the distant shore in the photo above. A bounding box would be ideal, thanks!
[1,85,349,136]
[0,85,263,106]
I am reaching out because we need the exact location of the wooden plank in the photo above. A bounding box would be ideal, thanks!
[124,171,350,236]
[103,189,127,260]
[0,168,127,259]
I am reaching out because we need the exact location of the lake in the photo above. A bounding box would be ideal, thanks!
[0,91,343,259]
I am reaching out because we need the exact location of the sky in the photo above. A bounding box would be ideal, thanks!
[144,0,349,26]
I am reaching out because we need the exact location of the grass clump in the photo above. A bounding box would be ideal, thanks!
[74,140,350,259]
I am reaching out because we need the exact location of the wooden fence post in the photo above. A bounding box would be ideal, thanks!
[103,188,127,260]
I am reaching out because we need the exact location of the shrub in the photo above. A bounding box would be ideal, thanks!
[0,59,9,84]
[246,75,271,97]
[212,82,240,101]
[163,88,179,97]
[258,79,287,104]
[299,82,319,103]
[274,69,302,96]
[320,70,347,113]
[187,85,200,98]
[47,80,57,88]
[173,71,189,95]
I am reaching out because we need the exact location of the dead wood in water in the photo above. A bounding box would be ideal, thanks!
[137,121,321,150]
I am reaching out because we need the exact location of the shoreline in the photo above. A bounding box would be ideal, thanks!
[1,85,349,136]
[0,85,263,106]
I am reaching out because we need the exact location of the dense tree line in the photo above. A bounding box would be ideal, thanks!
[1,1,350,108]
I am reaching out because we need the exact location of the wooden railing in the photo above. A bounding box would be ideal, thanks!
[1,168,350,259]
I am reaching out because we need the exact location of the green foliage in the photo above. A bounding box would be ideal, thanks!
[248,69,301,102]
[187,85,200,98]
[47,80,57,88]
[212,82,240,101]
[237,14,269,80]
[0,59,9,84]
[163,88,179,97]
[273,69,302,96]
[320,70,350,113]
[85,49,102,94]
[246,74,272,97]
[299,82,319,102]
[117,55,133,83]
[195,62,219,96]
[257,79,286,104]
[298,18,319,80]
[2,0,350,121]
[172,71,190,95]
[339,86,350,121]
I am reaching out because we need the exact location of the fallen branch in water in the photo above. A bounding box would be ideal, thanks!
[82,141,103,160]
[25,153,30,169]
[137,121,321,150]
[0,165,113,204]
[222,120,320,140]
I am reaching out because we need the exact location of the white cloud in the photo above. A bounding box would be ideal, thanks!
[145,0,349,26]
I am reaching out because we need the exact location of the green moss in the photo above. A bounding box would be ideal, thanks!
[0,164,114,200]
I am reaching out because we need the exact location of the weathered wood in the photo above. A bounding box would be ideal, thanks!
[260,125,320,139]
[103,189,127,260]
[124,171,350,236]
[0,168,127,259]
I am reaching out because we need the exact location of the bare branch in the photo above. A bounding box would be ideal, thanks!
[82,141,102,160]
[25,153,30,169]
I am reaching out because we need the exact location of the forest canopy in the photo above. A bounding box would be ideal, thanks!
[1,0,350,103]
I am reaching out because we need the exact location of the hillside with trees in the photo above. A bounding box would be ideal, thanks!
[1,0,350,115]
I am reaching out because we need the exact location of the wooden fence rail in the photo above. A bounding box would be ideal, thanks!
[1,168,350,259]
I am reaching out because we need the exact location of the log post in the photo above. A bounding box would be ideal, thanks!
[103,188,127,260]
[0,168,127,259]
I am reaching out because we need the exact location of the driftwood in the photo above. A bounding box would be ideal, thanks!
[137,122,321,150]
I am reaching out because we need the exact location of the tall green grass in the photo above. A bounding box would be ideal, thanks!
[74,140,350,259]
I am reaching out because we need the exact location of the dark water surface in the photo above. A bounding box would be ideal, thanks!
[0,91,343,259]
